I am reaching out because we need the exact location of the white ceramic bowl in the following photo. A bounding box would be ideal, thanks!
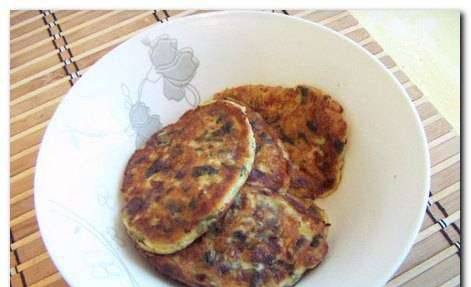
[35,11,430,287]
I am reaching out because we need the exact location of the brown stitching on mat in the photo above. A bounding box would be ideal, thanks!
[435,199,461,237]
[40,10,81,85]
[163,10,170,19]
[454,241,461,256]
[425,197,459,257]
[153,10,163,23]
[10,229,26,287]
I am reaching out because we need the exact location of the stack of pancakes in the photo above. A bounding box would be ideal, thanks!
[121,85,348,287]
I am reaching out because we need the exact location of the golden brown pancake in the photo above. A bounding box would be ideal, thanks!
[244,109,290,192]
[142,186,329,287]
[121,100,256,254]
[215,85,347,199]
[140,108,329,287]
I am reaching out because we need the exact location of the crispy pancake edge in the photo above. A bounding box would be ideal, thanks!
[136,107,330,286]
[121,100,257,254]
[215,85,348,199]
[140,187,329,287]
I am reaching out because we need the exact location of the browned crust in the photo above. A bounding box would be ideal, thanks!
[140,186,329,287]
[215,85,348,199]
[244,108,290,193]
[138,110,329,286]
[121,101,254,251]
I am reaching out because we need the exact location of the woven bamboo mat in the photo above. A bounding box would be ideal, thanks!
[9,9,461,287]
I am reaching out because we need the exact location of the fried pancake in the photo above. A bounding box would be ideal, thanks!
[121,100,256,254]
[244,109,290,193]
[140,108,329,287]
[142,186,329,287]
[215,85,348,199]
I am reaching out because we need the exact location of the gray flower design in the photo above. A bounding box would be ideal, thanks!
[129,102,162,147]
[123,34,201,148]
[122,84,163,148]
[143,35,200,103]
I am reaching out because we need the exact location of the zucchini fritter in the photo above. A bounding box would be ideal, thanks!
[244,109,290,193]
[140,108,329,286]
[143,186,329,287]
[215,85,347,199]
[121,100,256,254]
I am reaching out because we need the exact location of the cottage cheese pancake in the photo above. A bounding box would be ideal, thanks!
[215,85,347,199]
[121,100,256,254]
[142,186,329,287]
[244,109,290,193]
[140,108,329,287]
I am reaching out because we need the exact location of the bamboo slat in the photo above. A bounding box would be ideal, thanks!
[11,68,67,100]
[11,13,43,32]
[16,237,47,264]
[56,10,120,32]
[425,118,453,142]
[11,189,34,205]
[417,102,439,122]
[439,191,461,216]
[389,245,460,287]
[11,151,37,180]
[379,55,397,69]
[11,251,18,268]
[430,137,460,166]
[431,154,460,175]
[11,209,36,228]
[22,257,56,286]
[420,213,435,231]
[11,124,47,159]
[14,252,49,274]
[11,76,69,109]
[439,275,460,287]
[53,10,86,19]
[429,182,460,205]
[65,11,152,48]
[75,45,118,71]
[67,12,156,56]
[11,80,70,118]
[400,253,460,287]
[10,12,111,62]
[325,14,359,31]
[363,41,384,55]
[10,24,52,53]
[11,197,34,222]
[11,216,39,243]
[29,273,63,287]
[415,211,460,243]
[63,11,149,44]
[10,28,52,57]
[394,231,453,276]
[10,99,60,136]
[446,226,461,244]
[11,41,58,73]
[10,273,24,287]
[11,11,87,46]
[406,85,425,101]
[431,162,460,193]
[11,10,35,20]
[11,48,60,76]
[301,10,347,22]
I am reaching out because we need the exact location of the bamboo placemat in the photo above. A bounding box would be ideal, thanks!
[10,10,461,287]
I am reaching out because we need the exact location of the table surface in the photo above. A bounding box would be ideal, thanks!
[9,10,461,287]
[352,10,460,132]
